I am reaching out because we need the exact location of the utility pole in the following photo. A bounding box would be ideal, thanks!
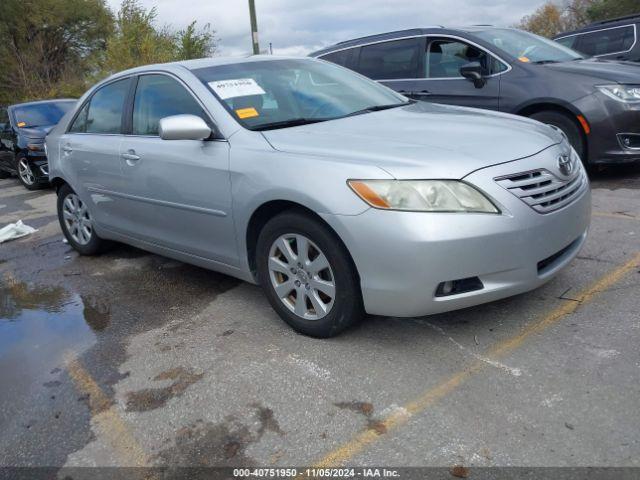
[248,0,260,55]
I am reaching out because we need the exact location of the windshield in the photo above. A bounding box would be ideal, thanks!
[474,28,584,63]
[193,58,408,130]
[12,101,75,128]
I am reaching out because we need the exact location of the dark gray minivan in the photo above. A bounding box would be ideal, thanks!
[311,27,640,166]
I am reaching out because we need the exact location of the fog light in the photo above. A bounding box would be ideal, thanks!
[435,277,484,297]
[617,133,640,150]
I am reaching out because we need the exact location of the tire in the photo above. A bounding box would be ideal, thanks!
[16,154,45,190]
[57,184,109,255]
[256,210,363,338]
[529,110,586,163]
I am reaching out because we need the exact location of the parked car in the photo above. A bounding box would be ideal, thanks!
[555,14,640,62]
[0,99,76,189]
[46,57,590,337]
[310,27,640,166]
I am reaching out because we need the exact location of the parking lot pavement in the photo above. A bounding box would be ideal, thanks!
[0,167,639,470]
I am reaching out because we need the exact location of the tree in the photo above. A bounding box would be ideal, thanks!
[175,21,217,60]
[587,0,640,21]
[516,3,567,38]
[517,0,640,38]
[101,0,217,75]
[0,0,113,105]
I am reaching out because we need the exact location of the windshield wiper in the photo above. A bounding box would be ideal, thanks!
[252,118,330,131]
[343,101,413,118]
[532,60,560,64]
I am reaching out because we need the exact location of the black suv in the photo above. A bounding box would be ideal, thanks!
[555,14,640,62]
[311,27,640,166]
[0,99,76,189]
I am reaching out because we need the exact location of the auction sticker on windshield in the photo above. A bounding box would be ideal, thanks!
[208,78,266,99]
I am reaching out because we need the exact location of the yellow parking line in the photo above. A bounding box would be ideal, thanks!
[593,211,639,222]
[315,252,640,467]
[65,354,150,467]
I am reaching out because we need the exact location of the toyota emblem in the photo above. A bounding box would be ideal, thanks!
[558,155,573,176]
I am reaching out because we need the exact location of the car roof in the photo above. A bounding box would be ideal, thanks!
[9,98,77,109]
[309,26,511,56]
[555,14,640,38]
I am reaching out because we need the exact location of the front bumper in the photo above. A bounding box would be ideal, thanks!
[25,152,50,183]
[576,92,640,164]
[322,146,591,317]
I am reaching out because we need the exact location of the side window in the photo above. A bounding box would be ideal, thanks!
[575,25,635,56]
[354,38,422,80]
[133,74,208,136]
[69,103,89,133]
[0,108,9,131]
[320,49,353,67]
[77,79,130,134]
[556,35,578,49]
[426,39,494,78]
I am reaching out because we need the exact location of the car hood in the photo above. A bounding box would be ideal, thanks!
[544,58,640,83]
[18,125,54,140]
[261,101,562,179]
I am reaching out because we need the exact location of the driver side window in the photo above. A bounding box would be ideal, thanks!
[425,39,506,78]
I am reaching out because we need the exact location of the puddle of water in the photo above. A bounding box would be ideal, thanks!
[0,281,110,405]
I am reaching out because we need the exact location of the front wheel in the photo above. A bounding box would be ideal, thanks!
[57,184,109,255]
[256,211,363,338]
[16,154,45,190]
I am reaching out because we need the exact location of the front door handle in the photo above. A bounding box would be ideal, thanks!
[121,151,140,163]
[62,145,73,154]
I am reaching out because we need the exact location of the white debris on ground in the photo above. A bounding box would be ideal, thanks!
[0,220,37,243]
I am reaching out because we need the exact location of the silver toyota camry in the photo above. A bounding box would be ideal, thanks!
[46,56,591,337]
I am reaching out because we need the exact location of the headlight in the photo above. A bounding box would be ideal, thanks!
[597,85,640,103]
[26,143,44,152]
[348,180,499,213]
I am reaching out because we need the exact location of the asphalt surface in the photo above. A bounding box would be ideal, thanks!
[0,164,639,473]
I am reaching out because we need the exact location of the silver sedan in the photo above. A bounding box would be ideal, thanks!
[46,56,590,337]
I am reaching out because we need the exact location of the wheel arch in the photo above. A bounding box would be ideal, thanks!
[245,199,361,284]
[514,99,589,159]
[49,176,69,194]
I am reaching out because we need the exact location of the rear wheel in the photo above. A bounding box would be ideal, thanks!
[529,110,586,163]
[256,211,363,338]
[57,184,109,255]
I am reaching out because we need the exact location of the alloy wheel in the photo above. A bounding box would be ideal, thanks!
[18,158,35,185]
[268,234,336,320]
[62,193,93,245]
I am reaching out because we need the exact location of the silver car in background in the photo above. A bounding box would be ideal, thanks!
[46,56,591,337]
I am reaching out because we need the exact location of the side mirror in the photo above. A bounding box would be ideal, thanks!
[459,62,486,89]
[159,114,212,141]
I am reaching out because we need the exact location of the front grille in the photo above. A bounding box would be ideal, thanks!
[495,167,586,214]
[537,236,581,274]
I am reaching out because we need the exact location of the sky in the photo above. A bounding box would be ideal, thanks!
[105,0,548,56]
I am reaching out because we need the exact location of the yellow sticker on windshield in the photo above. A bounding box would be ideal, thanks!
[235,107,259,119]
[17,121,26,127]
[518,56,530,63]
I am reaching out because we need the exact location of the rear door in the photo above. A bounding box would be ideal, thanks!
[418,37,504,110]
[59,77,131,228]
[117,73,236,265]
[350,37,429,99]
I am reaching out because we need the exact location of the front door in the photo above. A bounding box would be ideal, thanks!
[118,73,237,266]
[405,37,504,110]
[0,108,16,172]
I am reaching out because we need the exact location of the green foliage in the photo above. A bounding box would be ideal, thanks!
[0,0,113,105]
[0,0,217,106]
[587,0,640,21]
[175,21,217,60]
[517,0,640,38]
